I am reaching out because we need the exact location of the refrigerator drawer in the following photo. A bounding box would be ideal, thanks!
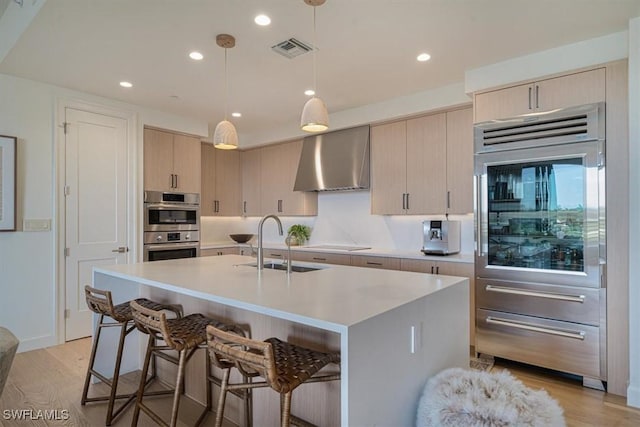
[476,278,602,326]
[476,309,602,379]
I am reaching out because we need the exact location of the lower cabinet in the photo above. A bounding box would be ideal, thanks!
[401,258,475,347]
[294,251,352,266]
[350,255,401,270]
[201,247,240,257]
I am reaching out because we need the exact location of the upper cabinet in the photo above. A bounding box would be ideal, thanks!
[371,107,472,215]
[144,128,201,193]
[474,68,606,123]
[201,142,242,216]
[259,140,317,216]
[370,121,408,215]
[446,108,474,214]
[241,148,262,216]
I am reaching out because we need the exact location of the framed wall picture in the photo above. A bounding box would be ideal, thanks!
[0,135,16,231]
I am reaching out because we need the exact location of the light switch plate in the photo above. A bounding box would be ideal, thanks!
[23,219,51,231]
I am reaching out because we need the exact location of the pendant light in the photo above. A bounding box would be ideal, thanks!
[213,34,238,149]
[300,0,329,133]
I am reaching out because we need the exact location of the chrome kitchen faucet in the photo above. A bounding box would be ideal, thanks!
[257,214,285,271]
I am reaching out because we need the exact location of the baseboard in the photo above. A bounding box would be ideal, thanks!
[628,383,640,409]
[15,334,57,353]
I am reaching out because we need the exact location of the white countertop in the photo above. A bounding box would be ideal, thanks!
[94,255,467,333]
[201,241,474,263]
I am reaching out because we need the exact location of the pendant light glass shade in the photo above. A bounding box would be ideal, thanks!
[301,96,328,132]
[300,0,328,133]
[213,34,238,149]
[213,120,238,149]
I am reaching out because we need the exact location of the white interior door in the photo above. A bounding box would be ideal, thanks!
[65,108,129,341]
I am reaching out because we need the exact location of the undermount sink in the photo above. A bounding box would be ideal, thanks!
[243,262,322,273]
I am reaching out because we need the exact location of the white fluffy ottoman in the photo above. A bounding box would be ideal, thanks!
[417,368,565,427]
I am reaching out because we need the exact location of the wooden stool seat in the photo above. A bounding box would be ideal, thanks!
[265,337,341,394]
[81,286,183,426]
[207,325,341,427]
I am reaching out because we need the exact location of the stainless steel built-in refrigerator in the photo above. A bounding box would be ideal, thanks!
[474,103,606,388]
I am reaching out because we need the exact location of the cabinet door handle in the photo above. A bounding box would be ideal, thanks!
[243,201,247,214]
[174,174,178,189]
[406,193,410,211]
[430,266,434,274]
[366,261,383,266]
[528,87,532,110]
[436,266,439,274]
[402,193,406,210]
[447,191,451,210]
[312,257,327,261]
[277,199,283,213]
[535,85,539,109]
[486,316,585,340]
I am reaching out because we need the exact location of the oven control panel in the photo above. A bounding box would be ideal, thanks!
[144,231,199,244]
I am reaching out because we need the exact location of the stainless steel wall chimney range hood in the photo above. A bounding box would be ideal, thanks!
[294,125,370,192]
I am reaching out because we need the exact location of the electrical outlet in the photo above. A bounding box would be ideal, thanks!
[23,219,51,231]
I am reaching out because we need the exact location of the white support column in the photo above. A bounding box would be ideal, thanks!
[627,15,640,409]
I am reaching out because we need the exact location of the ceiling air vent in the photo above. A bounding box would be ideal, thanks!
[271,38,314,59]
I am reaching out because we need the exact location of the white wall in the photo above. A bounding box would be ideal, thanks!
[201,191,475,255]
[627,16,640,408]
[0,73,207,352]
[465,31,629,93]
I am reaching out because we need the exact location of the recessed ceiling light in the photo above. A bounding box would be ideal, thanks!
[417,53,431,62]
[231,112,242,118]
[119,81,133,88]
[254,14,271,26]
[304,89,315,96]
[189,51,204,60]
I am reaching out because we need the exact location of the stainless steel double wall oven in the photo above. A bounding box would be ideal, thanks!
[143,191,200,261]
[474,103,606,388]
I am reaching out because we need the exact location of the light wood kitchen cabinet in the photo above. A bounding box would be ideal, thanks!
[294,251,352,266]
[371,114,447,214]
[370,121,407,215]
[262,248,288,259]
[201,142,242,216]
[406,113,447,214]
[260,140,317,216]
[350,255,400,270]
[401,258,475,345]
[446,107,474,214]
[144,127,201,193]
[474,67,605,123]
[241,148,262,216]
[201,247,240,256]
[371,108,472,215]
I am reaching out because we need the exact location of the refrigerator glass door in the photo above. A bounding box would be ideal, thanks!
[475,141,603,287]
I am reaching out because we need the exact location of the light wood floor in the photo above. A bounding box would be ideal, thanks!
[1,338,640,426]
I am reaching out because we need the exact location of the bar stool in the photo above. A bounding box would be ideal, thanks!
[81,285,183,426]
[129,300,251,427]
[206,325,341,427]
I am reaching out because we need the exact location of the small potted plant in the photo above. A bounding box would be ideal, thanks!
[286,224,311,246]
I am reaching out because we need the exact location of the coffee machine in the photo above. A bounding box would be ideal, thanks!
[421,220,461,255]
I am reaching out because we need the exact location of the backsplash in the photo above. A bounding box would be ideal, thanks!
[200,191,475,254]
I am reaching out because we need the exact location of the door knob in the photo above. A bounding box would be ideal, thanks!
[112,246,129,253]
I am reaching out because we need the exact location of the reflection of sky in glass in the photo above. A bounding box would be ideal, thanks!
[553,164,583,209]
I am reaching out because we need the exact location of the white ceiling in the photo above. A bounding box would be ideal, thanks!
[1,0,639,145]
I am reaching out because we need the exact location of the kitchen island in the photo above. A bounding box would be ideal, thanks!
[93,255,469,426]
